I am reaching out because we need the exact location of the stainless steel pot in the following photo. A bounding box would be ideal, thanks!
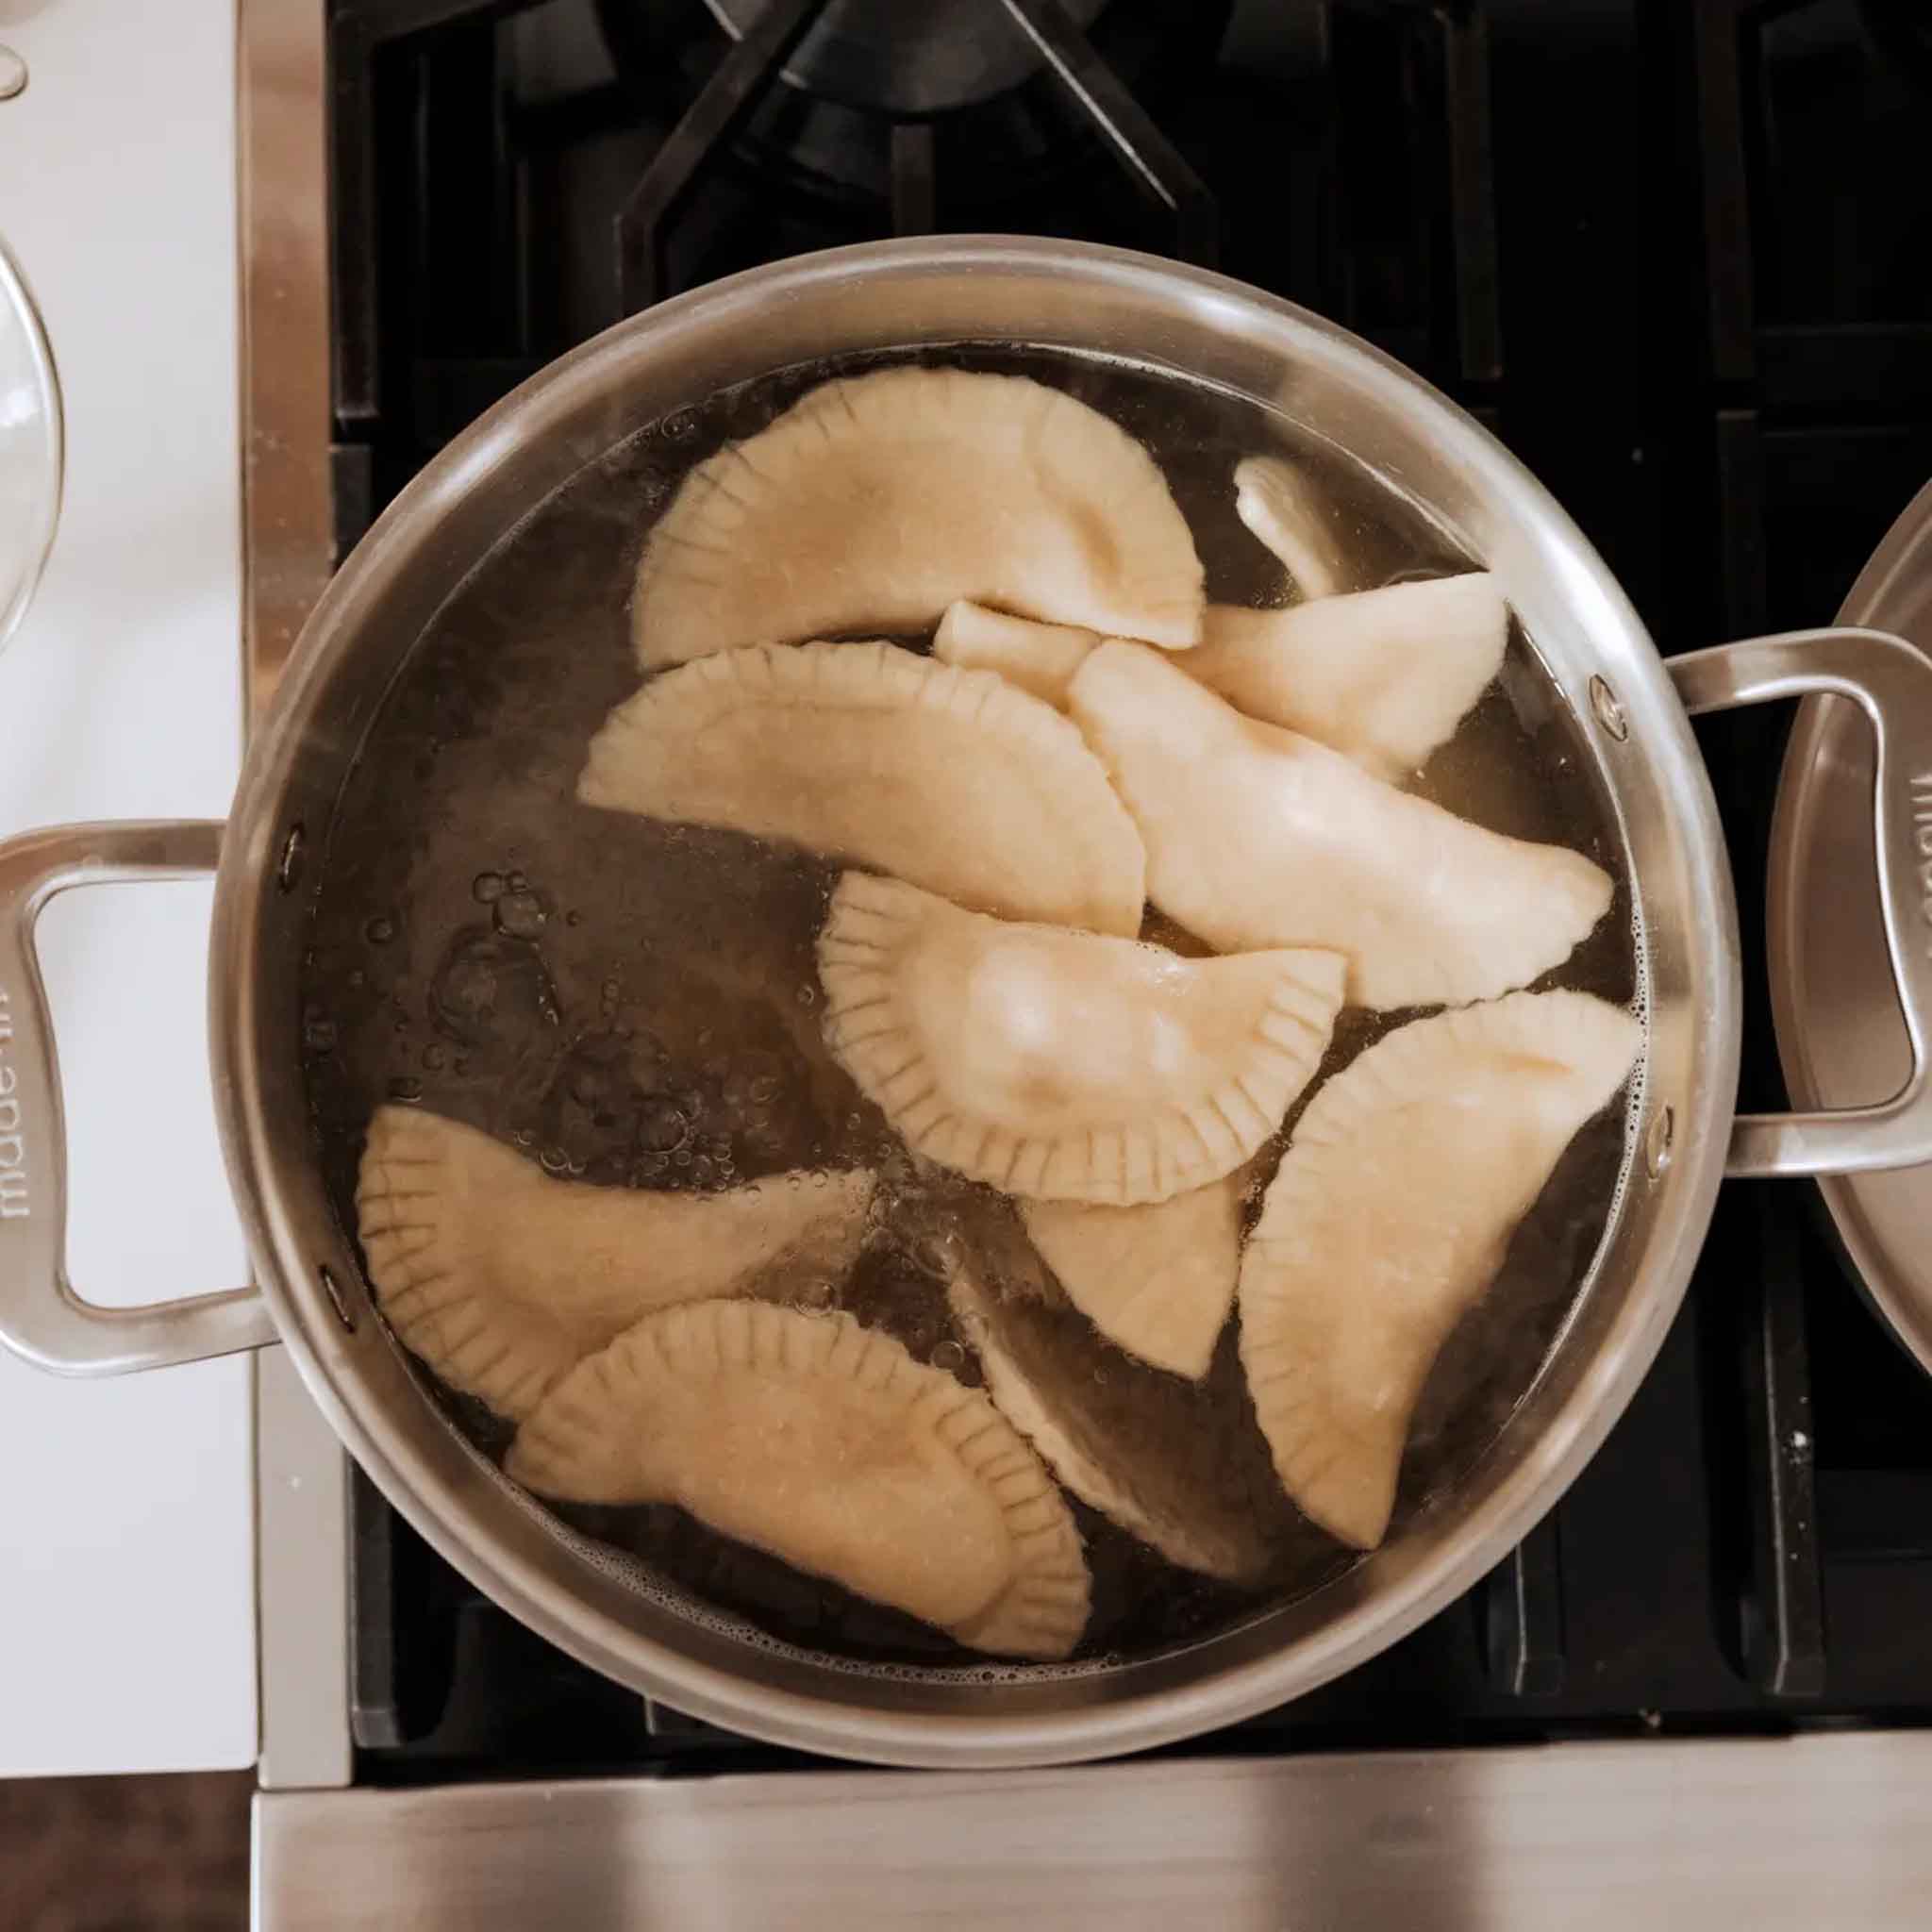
[4,238,1931,1770]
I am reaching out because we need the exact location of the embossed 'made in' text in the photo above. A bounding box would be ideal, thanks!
[1916,774,1932,961]
[0,986,24,1218]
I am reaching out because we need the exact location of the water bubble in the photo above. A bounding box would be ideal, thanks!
[601,978,621,1005]
[913,1228,963,1277]
[810,1170,829,1189]
[673,1147,692,1167]
[472,872,506,905]
[301,1008,337,1054]
[433,944,497,1034]
[364,915,396,945]
[392,1017,408,1034]
[931,1340,966,1374]
[565,909,583,927]
[638,1097,690,1154]
[508,871,529,892]
[691,1157,714,1184]
[749,1074,780,1105]
[786,1174,803,1191]
[387,1076,424,1103]
[494,890,547,940]
[423,1044,447,1071]
[1092,1366,1109,1387]
[430,926,558,1045]
[795,985,816,1008]
[540,1146,570,1174]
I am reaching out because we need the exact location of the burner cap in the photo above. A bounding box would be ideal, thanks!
[703,0,1108,116]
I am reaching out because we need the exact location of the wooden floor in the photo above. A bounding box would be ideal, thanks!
[0,1773,251,1931]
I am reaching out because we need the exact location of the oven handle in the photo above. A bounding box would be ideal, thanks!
[0,820,276,1374]
[1671,625,1932,1178]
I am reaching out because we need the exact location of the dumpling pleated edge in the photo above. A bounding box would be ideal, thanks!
[506,1299,1093,1660]
[817,871,1345,1206]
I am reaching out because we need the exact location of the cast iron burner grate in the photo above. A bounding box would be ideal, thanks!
[325,0,1499,524]
[599,0,1221,307]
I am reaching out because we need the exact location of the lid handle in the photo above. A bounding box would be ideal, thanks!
[1671,627,1932,1178]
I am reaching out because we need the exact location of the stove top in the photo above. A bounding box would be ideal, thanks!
[308,0,1932,1786]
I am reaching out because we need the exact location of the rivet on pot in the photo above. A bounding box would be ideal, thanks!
[1645,1103,1674,1180]
[277,822,308,892]
[1589,675,1628,741]
[319,1264,357,1334]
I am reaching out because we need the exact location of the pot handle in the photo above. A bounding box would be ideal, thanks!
[0,821,277,1374]
[1669,625,1932,1178]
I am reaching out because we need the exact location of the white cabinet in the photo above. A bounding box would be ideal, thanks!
[0,0,256,1776]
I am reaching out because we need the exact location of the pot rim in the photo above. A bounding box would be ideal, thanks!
[209,235,1739,1767]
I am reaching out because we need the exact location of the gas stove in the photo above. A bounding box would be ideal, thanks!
[247,2,1932,1923]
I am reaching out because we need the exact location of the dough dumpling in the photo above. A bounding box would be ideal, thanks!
[506,1300,1091,1659]
[929,578,1506,781]
[630,365,1205,667]
[1068,640,1612,1009]
[1021,1165,1250,1381]
[817,871,1343,1205]
[581,641,1146,936]
[949,1222,1286,1582]
[1233,454,1354,601]
[357,1107,874,1420]
[932,599,1099,706]
[1239,991,1641,1549]
[1189,575,1507,779]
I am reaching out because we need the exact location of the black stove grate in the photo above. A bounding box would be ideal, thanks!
[1683,0,1932,634]
[608,0,1220,312]
[322,0,1932,1782]
[325,0,1500,504]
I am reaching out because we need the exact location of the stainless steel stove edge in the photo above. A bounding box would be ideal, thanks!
[239,0,334,726]
[256,1344,353,1791]
[252,1729,1932,1930]
[240,0,351,1798]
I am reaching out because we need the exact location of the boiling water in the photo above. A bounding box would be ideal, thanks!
[302,343,1640,1674]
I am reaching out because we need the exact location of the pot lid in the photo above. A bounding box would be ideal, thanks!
[0,233,61,659]
[1771,475,1932,1376]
